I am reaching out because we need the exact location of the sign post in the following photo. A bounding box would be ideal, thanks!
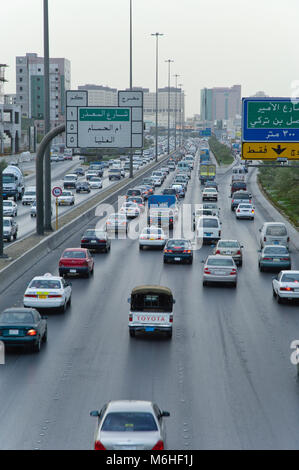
[52,186,62,230]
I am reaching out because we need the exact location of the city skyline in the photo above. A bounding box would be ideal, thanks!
[2,0,299,117]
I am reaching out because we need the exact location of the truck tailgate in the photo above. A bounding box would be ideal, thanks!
[131,312,171,325]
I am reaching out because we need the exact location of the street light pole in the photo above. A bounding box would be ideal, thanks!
[151,32,163,162]
[178,83,183,147]
[43,0,52,230]
[129,0,133,178]
[165,59,174,156]
[173,74,180,150]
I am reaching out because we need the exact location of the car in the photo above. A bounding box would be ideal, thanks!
[201,202,220,217]
[0,308,47,353]
[89,177,103,189]
[139,226,167,250]
[235,203,255,220]
[163,239,193,264]
[81,229,111,253]
[231,181,247,196]
[202,187,218,201]
[196,216,222,244]
[126,189,142,199]
[23,273,72,313]
[120,202,140,218]
[76,181,91,193]
[204,181,218,191]
[73,167,85,176]
[171,184,185,198]
[59,248,94,278]
[152,171,165,182]
[192,208,214,230]
[58,190,75,206]
[231,191,252,211]
[63,153,73,161]
[90,400,170,450]
[108,169,124,181]
[272,270,299,303]
[258,245,291,271]
[50,154,60,162]
[203,255,237,287]
[86,170,100,181]
[30,201,53,218]
[213,239,243,266]
[105,213,128,233]
[152,177,162,187]
[259,222,289,249]
[22,186,36,205]
[58,154,65,162]
[162,188,177,197]
[3,200,17,217]
[3,217,18,242]
[63,174,78,189]
[127,196,145,211]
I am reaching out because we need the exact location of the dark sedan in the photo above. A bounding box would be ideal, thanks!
[0,308,47,352]
[76,181,90,193]
[163,239,193,264]
[74,167,85,176]
[81,229,111,253]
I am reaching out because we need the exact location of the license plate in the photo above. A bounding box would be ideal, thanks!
[9,330,19,335]
[150,237,155,240]
[117,446,137,450]
[215,270,226,275]
[273,241,279,245]
[273,258,280,262]
[204,233,212,236]
[145,327,155,332]
[38,295,47,299]
[61,200,65,203]
[174,257,181,261]
[70,269,77,273]
[91,240,97,244]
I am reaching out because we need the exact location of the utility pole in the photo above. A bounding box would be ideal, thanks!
[165,59,174,155]
[151,33,164,162]
[178,83,183,148]
[129,0,134,178]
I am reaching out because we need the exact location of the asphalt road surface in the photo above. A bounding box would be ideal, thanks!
[0,153,299,450]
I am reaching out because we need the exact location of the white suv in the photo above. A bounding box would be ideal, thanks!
[196,216,222,244]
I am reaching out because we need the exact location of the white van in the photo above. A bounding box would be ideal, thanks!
[22,186,36,205]
[196,216,222,244]
[232,166,246,182]
[259,222,290,249]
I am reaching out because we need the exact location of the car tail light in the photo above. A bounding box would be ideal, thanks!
[48,295,62,298]
[249,199,252,203]
[81,239,88,243]
[152,440,164,450]
[230,269,237,275]
[24,294,38,298]
[287,237,290,242]
[280,287,293,291]
[82,260,88,266]
[218,231,221,237]
[262,257,271,260]
[252,210,255,214]
[26,329,37,336]
[164,249,173,253]
[94,440,106,450]
[204,268,211,274]
[236,250,241,255]
[98,240,106,243]
[215,250,220,254]
[129,314,133,322]
[281,257,290,261]
[264,237,267,242]
[236,209,240,213]
[169,315,173,323]
[184,250,191,253]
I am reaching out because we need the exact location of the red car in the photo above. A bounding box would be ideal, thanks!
[59,248,94,278]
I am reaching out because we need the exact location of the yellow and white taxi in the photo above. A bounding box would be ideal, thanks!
[23,273,72,313]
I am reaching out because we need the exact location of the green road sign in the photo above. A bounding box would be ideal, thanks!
[247,100,299,129]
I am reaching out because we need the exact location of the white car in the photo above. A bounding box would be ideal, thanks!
[58,190,75,206]
[3,200,18,217]
[202,187,218,201]
[120,202,140,218]
[63,174,78,189]
[196,216,222,244]
[89,177,103,189]
[235,203,255,220]
[272,270,299,303]
[106,213,128,232]
[139,226,167,250]
[22,187,36,205]
[152,177,162,187]
[23,273,72,313]
[50,154,60,162]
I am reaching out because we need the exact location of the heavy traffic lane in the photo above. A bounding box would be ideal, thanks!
[1,156,299,449]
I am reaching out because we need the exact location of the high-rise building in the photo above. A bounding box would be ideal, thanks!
[201,85,241,122]
[78,84,118,106]
[15,53,71,133]
[0,64,21,153]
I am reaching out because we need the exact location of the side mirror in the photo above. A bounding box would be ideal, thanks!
[161,411,170,417]
[272,276,278,280]
[257,249,261,253]
[90,410,99,417]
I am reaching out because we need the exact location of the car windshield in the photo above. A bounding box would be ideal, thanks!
[0,312,34,323]
[234,193,250,199]
[3,220,10,226]
[218,241,239,248]
[24,191,36,196]
[239,204,251,209]
[266,225,287,236]
[264,246,288,255]
[3,201,13,206]
[64,176,76,180]
[281,274,299,283]
[167,240,189,249]
[29,279,61,289]
[62,251,86,259]
[204,188,216,192]
[207,258,234,266]
[90,177,100,181]
[198,219,219,228]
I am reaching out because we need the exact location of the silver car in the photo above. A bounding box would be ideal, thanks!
[3,200,18,217]
[272,270,299,303]
[203,255,237,287]
[213,239,243,266]
[90,400,170,450]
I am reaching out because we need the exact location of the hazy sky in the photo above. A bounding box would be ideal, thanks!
[2,0,299,117]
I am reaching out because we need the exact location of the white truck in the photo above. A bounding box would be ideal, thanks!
[2,165,25,201]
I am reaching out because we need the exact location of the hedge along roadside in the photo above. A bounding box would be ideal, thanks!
[0,150,176,295]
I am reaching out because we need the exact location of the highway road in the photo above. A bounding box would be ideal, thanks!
[1,150,299,450]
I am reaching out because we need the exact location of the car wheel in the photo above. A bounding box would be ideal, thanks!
[60,302,67,313]
[129,329,136,337]
[277,295,283,304]
[167,330,173,339]
[203,281,208,287]
[259,264,264,272]
[232,282,237,288]
[42,328,48,343]
[33,336,42,353]
[13,233,17,240]
[67,295,72,306]
[139,245,143,251]
[272,288,277,298]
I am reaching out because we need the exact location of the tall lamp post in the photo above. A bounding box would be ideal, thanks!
[129,0,133,178]
[43,0,51,230]
[165,59,174,155]
[178,83,183,147]
[173,74,180,150]
[151,32,164,162]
